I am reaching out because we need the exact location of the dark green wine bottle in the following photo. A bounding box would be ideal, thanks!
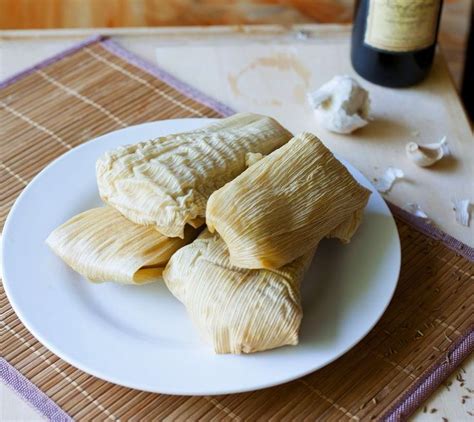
[351,0,443,88]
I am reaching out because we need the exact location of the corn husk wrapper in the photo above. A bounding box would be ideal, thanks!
[46,206,198,284]
[245,152,264,167]
[96,113,292,238]
[163,230,315,354]
[327,208,365,243]
[207,132,371,269]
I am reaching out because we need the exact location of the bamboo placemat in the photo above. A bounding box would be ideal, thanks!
[0,36,473,421]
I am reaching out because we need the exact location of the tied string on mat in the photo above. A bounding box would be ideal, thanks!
[0,36,473,421]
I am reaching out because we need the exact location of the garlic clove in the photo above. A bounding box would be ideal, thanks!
[406,136,448,167]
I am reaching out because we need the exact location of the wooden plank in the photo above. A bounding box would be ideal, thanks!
[0,0,470,86]
[0,0,351,29]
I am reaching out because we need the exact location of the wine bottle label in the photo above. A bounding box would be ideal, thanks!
[365,0,441,52]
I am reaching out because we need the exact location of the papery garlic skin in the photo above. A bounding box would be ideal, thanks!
[405,203,431,222]
[307,75,370,134]
[451,199,471,227]
[406,137,448,167]
[374,167,404,193]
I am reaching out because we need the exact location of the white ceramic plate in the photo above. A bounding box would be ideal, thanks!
[2,119,400,395]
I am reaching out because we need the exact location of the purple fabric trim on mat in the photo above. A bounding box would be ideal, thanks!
[0,358,73,422]
[389,203,474,262]
[100,38,235,118]
[382,326,474,421]
[0,35,105,90]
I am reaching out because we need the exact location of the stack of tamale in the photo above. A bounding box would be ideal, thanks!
[47,113,370,354]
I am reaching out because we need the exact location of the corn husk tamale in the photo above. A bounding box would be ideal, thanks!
[206,132,371,269]
[46,206,198,284]
[163,230,315,354]
[327,208,365,243]
[96,113,292,238]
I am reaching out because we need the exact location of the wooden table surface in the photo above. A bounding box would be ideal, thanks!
[0,0,471,90]
[0,26,473,421]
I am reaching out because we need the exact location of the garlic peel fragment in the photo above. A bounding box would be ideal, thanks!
[451,199,471,227]
[406,136,449,167]
[374,167,404,193]
[405,203,430,222]
[307,75,371,134]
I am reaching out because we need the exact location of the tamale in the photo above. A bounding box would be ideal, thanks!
[163,230,315,354]
[206,132,371,269]
[327,208,365,243]
[46,206,198,284]
[96,113,292,238]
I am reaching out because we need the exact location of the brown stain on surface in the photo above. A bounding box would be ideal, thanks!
[292,83,308,103]
[228,52,311,106]
[245,54,310,79]
[228,73,240,99]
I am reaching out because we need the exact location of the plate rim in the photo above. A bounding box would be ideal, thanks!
[2,118,401,395]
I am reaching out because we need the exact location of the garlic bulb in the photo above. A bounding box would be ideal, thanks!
[406,137,449,167]
[307,75,370,134]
